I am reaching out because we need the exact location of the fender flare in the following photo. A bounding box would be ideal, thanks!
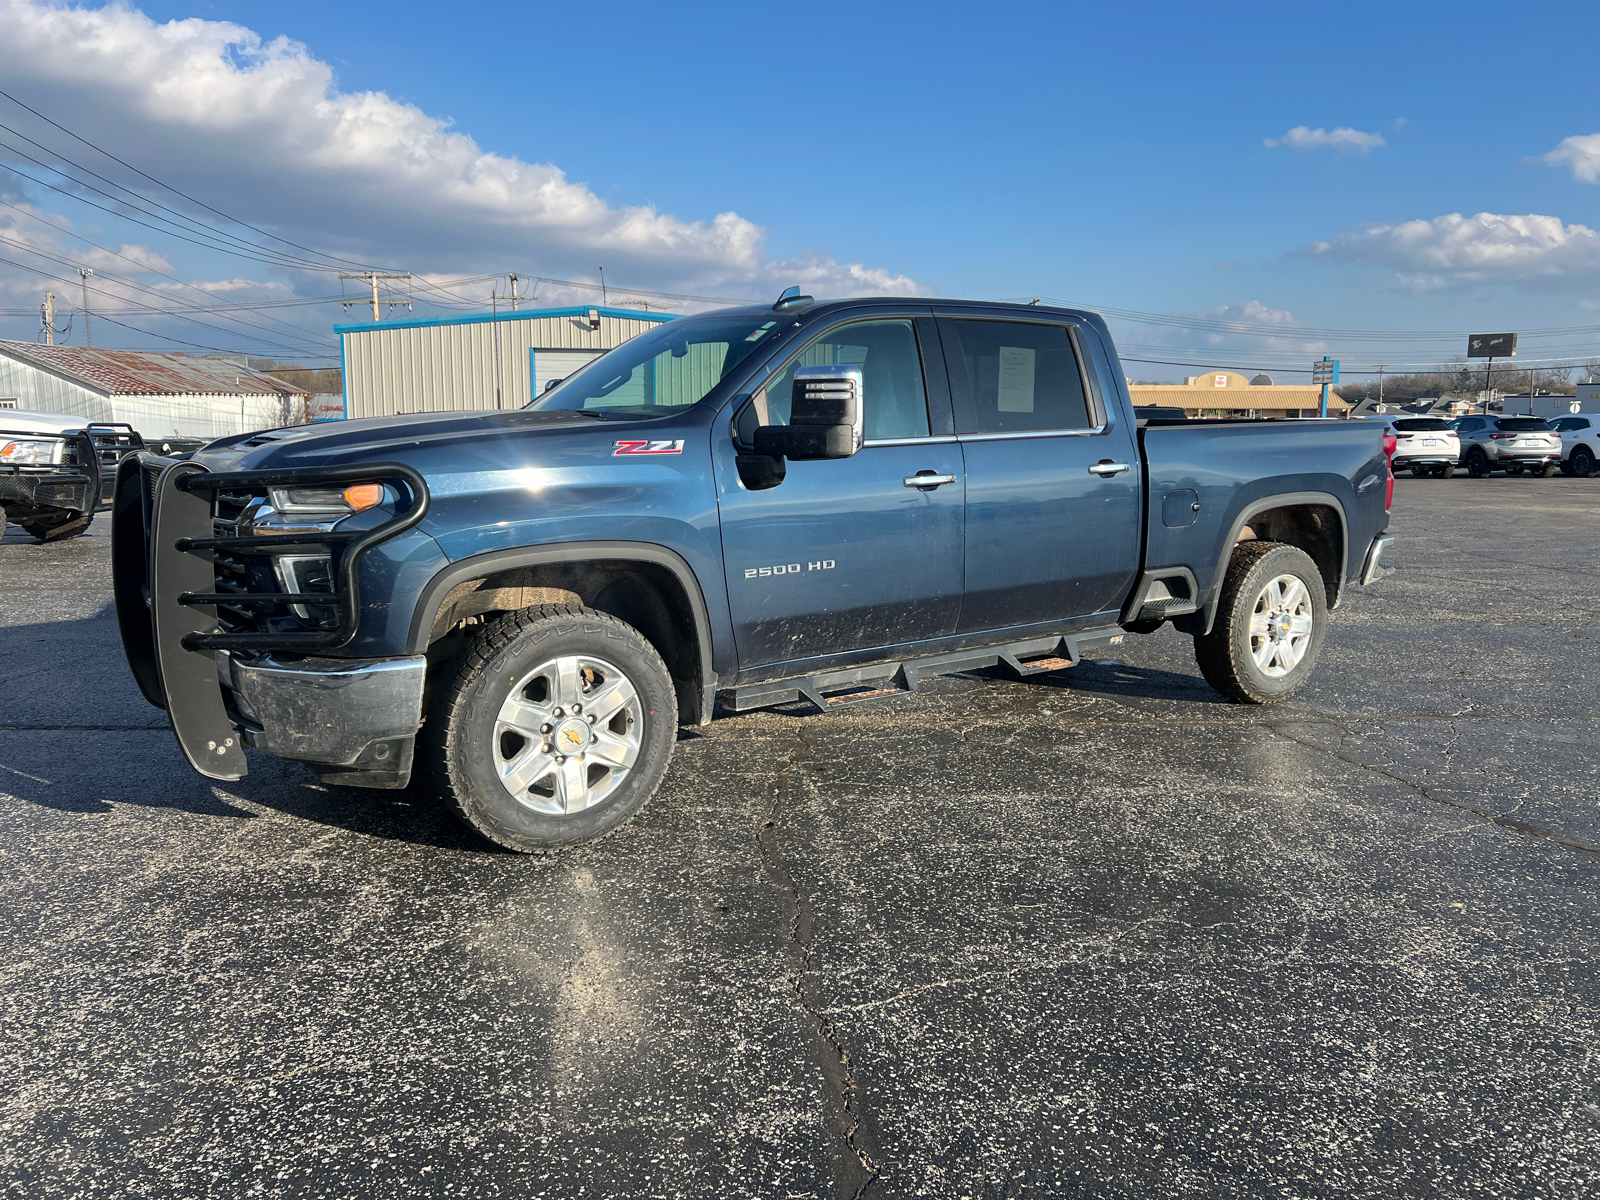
[1181,490,1348,637]
[406,540,719,717]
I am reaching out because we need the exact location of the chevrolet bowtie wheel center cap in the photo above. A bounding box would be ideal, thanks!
[554,719,592,755]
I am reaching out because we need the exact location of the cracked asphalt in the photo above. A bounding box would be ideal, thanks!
[2,474,1599,1199]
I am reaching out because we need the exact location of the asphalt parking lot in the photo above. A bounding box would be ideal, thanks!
[3,475,1599,1200]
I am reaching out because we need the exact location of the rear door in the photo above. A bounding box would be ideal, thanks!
[712,312,965,670]
[937,313,1142,634]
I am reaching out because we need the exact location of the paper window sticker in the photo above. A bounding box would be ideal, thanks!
[997,346,1036,412]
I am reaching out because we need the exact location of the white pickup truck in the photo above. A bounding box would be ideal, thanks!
[0,408,143,541]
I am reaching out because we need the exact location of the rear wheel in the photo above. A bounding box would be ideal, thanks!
[1466,448,1490,478]
[427,604,678,852]
[1193,541,1327,704]
[1573,445,1597,477]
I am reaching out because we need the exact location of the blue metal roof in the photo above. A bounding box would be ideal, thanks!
[333,305,678,335]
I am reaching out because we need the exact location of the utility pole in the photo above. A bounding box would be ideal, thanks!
[339,272,412,321]
[1375,364,1386,408]
[77,268,93,348]
[598,265,606,305]
[40,291,54,345]
[508,273,520,312]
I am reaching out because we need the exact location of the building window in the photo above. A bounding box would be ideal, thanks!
[0,398,17,409]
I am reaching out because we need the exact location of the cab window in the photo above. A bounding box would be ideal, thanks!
[762,319,931,441]
[940,319,1092,435]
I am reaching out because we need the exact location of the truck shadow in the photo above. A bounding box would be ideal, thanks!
[0,602,497,852]
[1034,656,1234,705]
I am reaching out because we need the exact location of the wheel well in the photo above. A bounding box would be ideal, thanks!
[425,559,704,722]
[1237,503,1344,604]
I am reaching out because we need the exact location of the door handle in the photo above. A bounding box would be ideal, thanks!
[1088,460,1130,477]
[903,471,957,490]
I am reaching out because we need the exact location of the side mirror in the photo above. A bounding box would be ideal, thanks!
[543,378,564,393]
[753,365,863,461]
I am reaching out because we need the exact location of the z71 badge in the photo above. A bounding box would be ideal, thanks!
[613,439,685,456]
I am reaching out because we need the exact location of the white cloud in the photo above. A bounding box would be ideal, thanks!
[0,0,921,302]
[1541,134,1600,183]
[1308,211,1600,289]
[1264,126,1386,154]
[1108,300,1329,369]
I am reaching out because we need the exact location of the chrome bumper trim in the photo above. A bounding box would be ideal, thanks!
[226,653,426,767]
[1361,533,1395,586]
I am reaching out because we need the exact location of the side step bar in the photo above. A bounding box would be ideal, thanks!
[726,628,1126,715]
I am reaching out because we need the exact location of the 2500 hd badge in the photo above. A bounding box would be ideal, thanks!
[745,560,836,578]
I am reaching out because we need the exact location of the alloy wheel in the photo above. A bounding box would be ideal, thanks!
[1248,574,1315,678]
[492,654,643,815]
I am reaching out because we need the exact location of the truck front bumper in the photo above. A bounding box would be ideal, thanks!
[0,467,95,513]
[225,653,427,788]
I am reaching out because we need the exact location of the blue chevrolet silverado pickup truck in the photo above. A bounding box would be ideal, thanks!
[113,294,1396,851]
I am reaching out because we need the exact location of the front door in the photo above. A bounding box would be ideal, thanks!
[713,315,964,670]
[937,314,1142,634]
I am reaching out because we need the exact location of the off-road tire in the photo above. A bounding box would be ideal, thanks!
[1573,445,1597,477]
[1193,541,1328,704]
[427,604,677,853]
[1466,448,1490,478]
[22,511,93,542]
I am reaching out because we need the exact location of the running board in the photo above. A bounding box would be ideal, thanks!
[727,629,1126,715]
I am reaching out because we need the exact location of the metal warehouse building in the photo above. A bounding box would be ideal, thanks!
[0,341,308,440]
[336,306,675,419]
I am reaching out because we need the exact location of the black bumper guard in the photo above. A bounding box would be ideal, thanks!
[113,454,429,781]
[0,426,101,511]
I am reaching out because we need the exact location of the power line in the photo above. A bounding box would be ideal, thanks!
[0,87,383,275]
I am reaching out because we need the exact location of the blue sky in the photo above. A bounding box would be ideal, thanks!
[1,0,1597,378]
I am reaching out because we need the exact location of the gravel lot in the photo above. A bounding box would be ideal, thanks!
[2,475,1599,1199]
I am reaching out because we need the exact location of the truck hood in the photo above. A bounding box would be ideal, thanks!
[189,408,615,472]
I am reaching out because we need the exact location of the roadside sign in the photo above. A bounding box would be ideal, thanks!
[1467,333,1516,358]
[1312,357,1339,385]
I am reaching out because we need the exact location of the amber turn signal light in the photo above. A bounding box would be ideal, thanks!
[343,482,385,511]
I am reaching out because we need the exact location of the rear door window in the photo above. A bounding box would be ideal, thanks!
[939,319,1093,435]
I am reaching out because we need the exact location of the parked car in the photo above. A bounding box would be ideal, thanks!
[114,295,1396,852]
[0,408,143,541]
[1448,415,1561,477]
[1551,414,1599,476]
[1389,417,1459,477]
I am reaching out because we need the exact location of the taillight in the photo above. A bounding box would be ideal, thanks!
[1383,430,1396,512]
[1490,433,1515,440]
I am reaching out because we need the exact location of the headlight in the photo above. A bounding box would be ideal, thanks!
[268,482,386,515]
[0,437,65,465]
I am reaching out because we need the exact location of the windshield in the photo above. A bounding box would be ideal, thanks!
[1496,418,1552,431]
[528,312,785,418]
[1394,418,1451,431]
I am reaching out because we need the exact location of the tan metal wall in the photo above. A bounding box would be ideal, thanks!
[341,310,671,419]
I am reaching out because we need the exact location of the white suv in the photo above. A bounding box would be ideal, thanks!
[1551,414,1599,477]
[1390,417,1460,478]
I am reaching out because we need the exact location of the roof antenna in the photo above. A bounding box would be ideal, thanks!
[773,285,814,311]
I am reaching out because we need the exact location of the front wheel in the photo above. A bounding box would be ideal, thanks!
[1193,542,1328,704]
[427,604,678,852]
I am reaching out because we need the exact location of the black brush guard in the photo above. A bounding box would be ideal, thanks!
[113,454,429,780]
